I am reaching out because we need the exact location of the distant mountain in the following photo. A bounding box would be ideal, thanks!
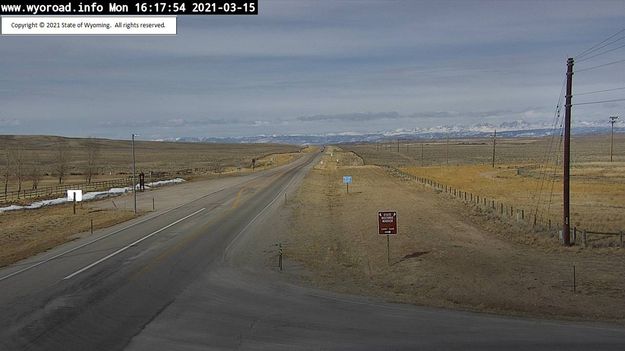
[155,119,622,145]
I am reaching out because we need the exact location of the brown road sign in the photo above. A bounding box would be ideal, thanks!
[378,211,397,235]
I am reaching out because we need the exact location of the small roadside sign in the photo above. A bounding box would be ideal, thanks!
[67,190,83,202]
[378,211,397,235]
[343,175,352,194]
[378,211,397,264]
[68,189,82,215]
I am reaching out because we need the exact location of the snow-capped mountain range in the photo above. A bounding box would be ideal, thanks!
[155,119,623,145]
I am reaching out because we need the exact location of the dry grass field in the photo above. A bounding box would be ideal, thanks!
[346,134,624,167]
[279,146,625,322]
[343,134,625,235]
[0,135,302,199]
[0,202,138,268]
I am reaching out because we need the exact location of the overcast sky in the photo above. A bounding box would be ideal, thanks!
[1,0,624,139]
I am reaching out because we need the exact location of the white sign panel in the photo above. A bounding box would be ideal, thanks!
[1,16,177,36]
[67,190,83,202]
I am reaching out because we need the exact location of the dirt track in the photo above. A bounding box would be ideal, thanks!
[280,147,625,322]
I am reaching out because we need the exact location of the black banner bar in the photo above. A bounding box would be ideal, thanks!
[0,1,258,15]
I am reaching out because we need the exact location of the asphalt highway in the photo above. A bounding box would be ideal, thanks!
[1,150,624,350]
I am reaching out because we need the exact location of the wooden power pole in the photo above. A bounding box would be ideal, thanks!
[492,129,496,168]
[563,57,574,246]
[610,116,619,162]
[446,134,449,165]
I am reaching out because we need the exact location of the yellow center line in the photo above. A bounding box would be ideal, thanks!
[231,187,246,209]
[128,221,213,281]
[130,187,247,280]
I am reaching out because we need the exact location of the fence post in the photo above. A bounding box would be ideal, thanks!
[521,209,524,220]
[583,230,587,247]
[621,231,624,248]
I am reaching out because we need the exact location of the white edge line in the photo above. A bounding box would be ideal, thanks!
[63,208,206,280]
[222,155,314,261]
[0,184,235,282]
[0,208,173,282]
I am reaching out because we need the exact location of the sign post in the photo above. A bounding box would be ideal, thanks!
[343,175,352,193]
[67,190,83,215]
[378,211,397,264]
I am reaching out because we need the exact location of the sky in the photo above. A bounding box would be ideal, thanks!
[0,0,624,140]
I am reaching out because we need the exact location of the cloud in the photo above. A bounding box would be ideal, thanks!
[1,0,623,138]
[294,109,532,123]
[0,118,20,127]
[297,112,401,122]
[98,118,269,128]
[407,109,518,120]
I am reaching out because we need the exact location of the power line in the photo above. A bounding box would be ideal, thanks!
[573,98,625,106]
[576,43,625,63]
[575,58,625,72]
[546,127,564,221]
[575,27,625,59]
[577,35,625,60]
[575,86,625,96]
[532,76,566,221]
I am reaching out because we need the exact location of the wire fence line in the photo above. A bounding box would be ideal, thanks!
[383,166,624,248]
[0,177,138,205]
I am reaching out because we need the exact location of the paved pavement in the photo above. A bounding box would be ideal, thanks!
[1,150,624,350]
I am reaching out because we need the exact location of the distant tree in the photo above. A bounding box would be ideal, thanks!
[30,153,42,190]
[1,147,11,198]
[84,138,100,184]
[54,141,70,184]
[13,146,24,196]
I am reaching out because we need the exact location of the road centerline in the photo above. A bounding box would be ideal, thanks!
[63,208,206,280]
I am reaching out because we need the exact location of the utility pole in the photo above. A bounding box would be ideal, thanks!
[610,116,619,162]
[492,129,497,168]
[421,142,424,166]
[446,134,449,165]
[397,139,400,152]
[563,57,574,246]
[132,133,137,214]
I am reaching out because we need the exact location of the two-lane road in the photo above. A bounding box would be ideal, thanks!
[0,151,320,350]
[2,150,625,350]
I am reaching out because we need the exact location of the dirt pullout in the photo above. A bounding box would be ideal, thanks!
[0,202,137,268]
[279,148,625,322]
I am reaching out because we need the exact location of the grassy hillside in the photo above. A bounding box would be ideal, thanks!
[0,135,301,192]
